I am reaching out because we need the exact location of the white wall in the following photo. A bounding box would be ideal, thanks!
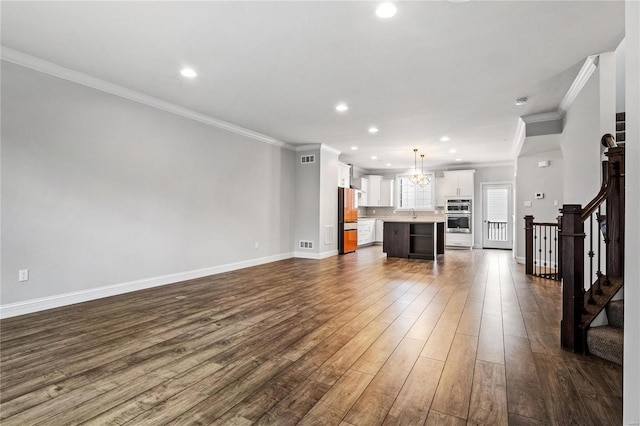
[624,1,640,423]
[293,147,321,257]
[514,148,564,261]
[561,66,601,206]
[1,61,296,314]
[473,165,515,248]
[319,147,339,257]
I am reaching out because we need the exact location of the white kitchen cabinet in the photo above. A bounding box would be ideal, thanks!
[442,170,475,197]
[356,177,368,206]
[375,219,384,243]
[435,176,447,207]
[357,219,376,246]
[338,163,351,188]
[380,179,394,207]
[366,175,382,206]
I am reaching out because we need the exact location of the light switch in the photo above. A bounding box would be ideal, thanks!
[524,201,532,207]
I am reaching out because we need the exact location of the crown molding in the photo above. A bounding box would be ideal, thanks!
[558,54,599,115]
[521,111,564,124]
[1,47,295,151]
[320,144,341,156]
[511,117,527,158]
[294,144,322,152]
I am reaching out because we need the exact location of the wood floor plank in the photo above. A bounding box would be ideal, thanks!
[425,410,467,426]
[297,369,374,426]
[467,360,508,426]
[382,356,444,426]
[476,312,505,364]
[430,333,478,419]
[344,337,424,425]
[504,335,549,423]
[533,352,594,426]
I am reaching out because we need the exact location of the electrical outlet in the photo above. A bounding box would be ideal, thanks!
[254,242,259,249]
[19,269,29,282]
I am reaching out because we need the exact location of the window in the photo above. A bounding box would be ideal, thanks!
[397,174,434,210]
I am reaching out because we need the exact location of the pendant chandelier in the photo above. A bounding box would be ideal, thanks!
[409,148,431,187]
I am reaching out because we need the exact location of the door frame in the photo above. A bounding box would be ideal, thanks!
[480,182,514,250]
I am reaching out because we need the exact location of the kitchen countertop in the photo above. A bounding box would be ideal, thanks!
[359,216,446,223]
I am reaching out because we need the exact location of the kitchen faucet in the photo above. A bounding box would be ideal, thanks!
[410,208,417,219]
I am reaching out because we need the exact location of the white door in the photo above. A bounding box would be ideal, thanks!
[482,183,512,249]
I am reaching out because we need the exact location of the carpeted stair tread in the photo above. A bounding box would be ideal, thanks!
[587,326,623,365]
[606,300,624,329]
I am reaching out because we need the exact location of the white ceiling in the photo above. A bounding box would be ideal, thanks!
[1,1,625,171]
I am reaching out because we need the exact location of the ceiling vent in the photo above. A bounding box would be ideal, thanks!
[301,155,315,164]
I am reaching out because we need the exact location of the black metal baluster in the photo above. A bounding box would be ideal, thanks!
[544,225,548,277]
[588,213,596,304]
[596,206,603,295]
[534,225,538,276]
[553,225,557,279]
[603,209,611,286]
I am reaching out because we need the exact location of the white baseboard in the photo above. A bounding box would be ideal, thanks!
[293,250,339,260]
[515,256,526,264]
[0,252,294,319]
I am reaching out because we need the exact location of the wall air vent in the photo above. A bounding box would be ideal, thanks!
[301,155,316,164]
[299,240,314,249]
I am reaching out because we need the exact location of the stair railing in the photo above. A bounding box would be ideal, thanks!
[524,216,561,281]
[560,145,625,352]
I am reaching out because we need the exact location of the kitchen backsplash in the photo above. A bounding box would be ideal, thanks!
[359,206,445,218]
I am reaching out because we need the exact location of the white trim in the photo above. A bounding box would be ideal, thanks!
[521,111,564,124]
[295,144,321,152]
[0,252,294,319]
[0,47,295,151]
[558,54,599,115]
[515,256,526,264]
[320,144,341,156]
[293,250,339,260]
[511,117,527,159]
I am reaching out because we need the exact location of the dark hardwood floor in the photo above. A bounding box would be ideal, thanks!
[0,247,622,425]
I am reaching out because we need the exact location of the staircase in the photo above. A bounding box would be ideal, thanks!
[558,142,625,365]
[587,298,624,364]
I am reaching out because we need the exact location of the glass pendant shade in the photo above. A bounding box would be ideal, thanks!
[409,149,430,187]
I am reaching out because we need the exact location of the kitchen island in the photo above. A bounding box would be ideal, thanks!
[382,219,445,260]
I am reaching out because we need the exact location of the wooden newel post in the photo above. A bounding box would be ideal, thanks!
[605,147,625,277]
[560,204,585,352]
[524,215,534,275]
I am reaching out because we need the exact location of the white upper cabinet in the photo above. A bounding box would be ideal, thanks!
[358,175,394,207]
[338,163,351,188]
[367,175,382,206]
[379,179,394,207]
[356,177,369,206]
[441,170,475,198]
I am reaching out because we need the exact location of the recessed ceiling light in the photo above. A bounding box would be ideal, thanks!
[515,97,528,106]
[440,136,450,142]
[449,149,457,153]
[455,158,462,162]
[336,103,349,112]
[376,3,397,18]
[371,156,378,160]
[386,163,392,166]
[351,146,359,150]
[180,68,197,78]
[368,127,379,134]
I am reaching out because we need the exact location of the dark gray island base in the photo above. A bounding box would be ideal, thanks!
[383,221,445,260]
